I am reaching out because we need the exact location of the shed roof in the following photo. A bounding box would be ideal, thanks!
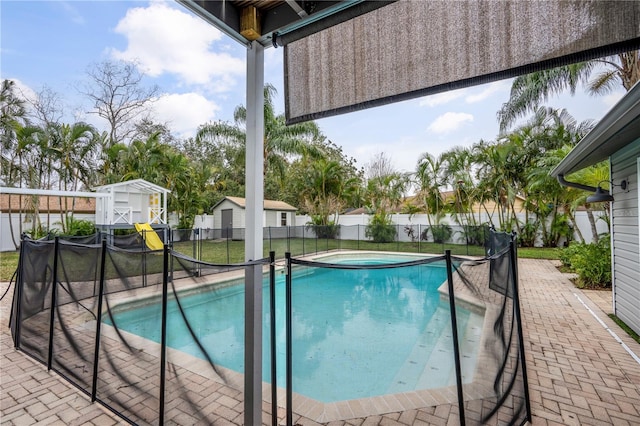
[550,82,640,177]
[214,196,297,211]
[94,179,170,194]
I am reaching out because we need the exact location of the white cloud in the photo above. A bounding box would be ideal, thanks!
[151,92,220,138]
[58,1,86,25]
[427,112,474,134]
[419,89,467,107]
[465,80,510,104]
[10,79,38,104]
[110,2,244,89]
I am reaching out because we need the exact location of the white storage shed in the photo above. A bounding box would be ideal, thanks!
[211,196,297,234]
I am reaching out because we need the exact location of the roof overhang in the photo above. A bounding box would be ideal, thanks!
[176,0,395,47]
[94,179,171,194]
[550,82,640,178]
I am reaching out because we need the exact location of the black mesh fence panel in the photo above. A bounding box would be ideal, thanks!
[284,230,529,425]
[286,253,454,423]
[96,246,164,425]
[159,252,270,424]
[12,238,55,364]
[50,240,102,394]
[452,232,528,425]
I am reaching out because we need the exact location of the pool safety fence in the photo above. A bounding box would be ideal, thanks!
[35,223,491,262]
[9,230,530,425]
[179,224,492,262]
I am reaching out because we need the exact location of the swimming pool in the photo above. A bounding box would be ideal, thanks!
[105,253,483,403]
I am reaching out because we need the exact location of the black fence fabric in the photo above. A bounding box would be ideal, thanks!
[284,232,530,426]
[10,231,528,425]
[10,236,270,425]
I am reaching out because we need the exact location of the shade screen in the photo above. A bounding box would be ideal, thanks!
[284,0,640,124]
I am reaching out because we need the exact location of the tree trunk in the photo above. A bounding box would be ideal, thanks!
[586,207,600,243]
[566,211,584,244]
[7,195,19,250]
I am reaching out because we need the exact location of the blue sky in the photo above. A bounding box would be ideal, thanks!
[1,0,626,173]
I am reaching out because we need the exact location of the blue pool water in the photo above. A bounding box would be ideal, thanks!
[106,256,478,402]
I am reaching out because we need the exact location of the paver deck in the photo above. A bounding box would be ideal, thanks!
[1,258,639,425]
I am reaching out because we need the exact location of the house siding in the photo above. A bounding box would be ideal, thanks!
[611,138,640,335]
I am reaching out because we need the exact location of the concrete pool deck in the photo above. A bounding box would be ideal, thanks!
[1,258,640,425]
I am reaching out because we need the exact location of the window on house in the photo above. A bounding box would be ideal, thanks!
[281,212,287,226]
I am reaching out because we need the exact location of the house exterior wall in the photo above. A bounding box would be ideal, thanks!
[611,138,640,335]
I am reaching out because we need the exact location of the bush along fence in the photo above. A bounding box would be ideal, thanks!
[9,230,530,425]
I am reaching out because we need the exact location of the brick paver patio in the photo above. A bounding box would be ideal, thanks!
[1,258,639,425]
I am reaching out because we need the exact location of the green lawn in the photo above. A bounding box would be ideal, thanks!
[1,251,19,282]
[172,238,489,265]
[1,238,560,282]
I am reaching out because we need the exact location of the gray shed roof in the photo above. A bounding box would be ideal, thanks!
[213,196,297,211]
[550,82,640,178]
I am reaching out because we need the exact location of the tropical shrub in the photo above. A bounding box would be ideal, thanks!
[306,216,339,239]
[421,224,452,244]
[518,222,538,248]
[559,237,611,288]
[63,217,96,236]
[25,226,55,240]
[462,225,487,246]
[365,213,396,243]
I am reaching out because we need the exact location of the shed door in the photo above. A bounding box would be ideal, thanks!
[221,209,233,238]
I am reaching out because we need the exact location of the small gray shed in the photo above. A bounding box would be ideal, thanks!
[211,196,297,233]
[551,82,640,336]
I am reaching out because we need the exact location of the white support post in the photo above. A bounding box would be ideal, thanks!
[244,40,265,426]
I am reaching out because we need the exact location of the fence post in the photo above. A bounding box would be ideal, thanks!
[445,250,466,426]
[46,237,60,370]
[142,230,147,288]
[91,239,108,402]
[285,252,293,426]
[158,244,169,425]
[269,251,277,426]
[198,228,203,274]
[509,236,532,423]
[12,237,27,348]
[226,229,230,264]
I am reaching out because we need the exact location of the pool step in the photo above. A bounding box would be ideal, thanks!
[414,310,482,390]
[388,305,482,393]
[388,305,453,393]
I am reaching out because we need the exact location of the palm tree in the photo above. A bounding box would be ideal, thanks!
[299,158,361,228]
[498,50,640,131]
[198,84,324,181]
[48,122,99,230]
[439,147,480,226]
[415,152,444,227]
